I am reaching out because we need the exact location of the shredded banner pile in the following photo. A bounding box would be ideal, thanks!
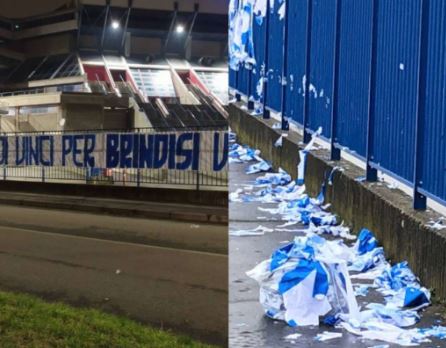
[229,130,444,346]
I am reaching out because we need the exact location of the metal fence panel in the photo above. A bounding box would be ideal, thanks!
[0,127,228,190]
[370,0,422,183]
[229,66,237,90]
[285,0,308,125]
[250,13,267,101]
[237,63,251,96]
[308,0,336,138]
[265,1,284,113]
[335,0,373,158]
[230,0,446,209]
[420,0,446,204]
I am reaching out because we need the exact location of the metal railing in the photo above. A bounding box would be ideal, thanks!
[0,126,228,191]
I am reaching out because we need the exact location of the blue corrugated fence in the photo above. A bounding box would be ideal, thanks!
[229,0,446,210]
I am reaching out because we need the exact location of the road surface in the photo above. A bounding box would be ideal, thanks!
[229,158,444,348]
[0,204,228,346]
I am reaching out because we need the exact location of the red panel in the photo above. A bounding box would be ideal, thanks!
[125,70,139,95]
[189,70,210,94]
[83,65,111,83]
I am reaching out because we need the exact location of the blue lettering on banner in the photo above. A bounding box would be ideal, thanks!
[15,136,26,165]
[84,134,96,167]
[40,135,54,166]
[72,135,84,167]
[0,137,7,165]
[6,131,227,172]
[153,134,169,169]
[176,133,193,170]
[168,134,176,169]
[139,134,154,168]
[213,132,229,171]
[14,135,55,166]
[106,134,119,168]
[62,135,72,166]
[119,134,133,168]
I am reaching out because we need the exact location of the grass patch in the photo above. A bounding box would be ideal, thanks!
[0,291,215,348]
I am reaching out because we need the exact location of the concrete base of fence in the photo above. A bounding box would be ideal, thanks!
[229,102,446,300]
[0,191,228,225]
[0,180,228,207]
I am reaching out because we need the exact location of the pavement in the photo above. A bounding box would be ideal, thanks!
[0,204,228,346]
[229,159,445,347]
[0,190,228,224]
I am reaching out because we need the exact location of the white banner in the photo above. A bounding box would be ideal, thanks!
[0,130,228,172]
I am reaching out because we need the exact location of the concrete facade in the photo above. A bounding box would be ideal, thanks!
[0,92,133,132]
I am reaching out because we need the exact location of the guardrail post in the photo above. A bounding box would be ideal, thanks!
[262,0,271,119]
[280,0,290,131]
[235,54,241,101]
[247,59,254,110]
[247,68,254,110]
[330,0,342,160]
[366,0,379,182]
[303,0,313,143]
[247,13,254,112]
[196,170,200,191]
[136,168,141,187]
[413,0,429,210]
[235,88,241,102]
[135,128,140,188]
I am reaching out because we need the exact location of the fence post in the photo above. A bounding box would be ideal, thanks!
[247,62,254,110]
[235,0,240,102]
[280,0,290,131]
[413,0,429,210]
[235,72,241,102]
[262,0,271,119]
[330,0,342,160]
[303,0,313,143]
[136,128,141,188]
[235,42,241,101]
[366,0,379,182]
[247,12,254,112]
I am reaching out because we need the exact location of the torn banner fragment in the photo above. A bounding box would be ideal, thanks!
[297,127,322,185]
[247,234,359,327]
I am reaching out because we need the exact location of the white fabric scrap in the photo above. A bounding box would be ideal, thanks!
[426,218,446,230]
[278,1,286,20]
[297,127,322,185]
[274,135,283,147]
[284,333,302,340]
[230,225,274,237]
[315,331,343,341]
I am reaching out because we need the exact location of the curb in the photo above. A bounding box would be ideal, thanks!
[0,196,228,225]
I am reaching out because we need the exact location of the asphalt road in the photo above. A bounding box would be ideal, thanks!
[229,159,445,348]
[0,204,228,346]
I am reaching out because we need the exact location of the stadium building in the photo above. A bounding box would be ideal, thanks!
[0,0,228,188]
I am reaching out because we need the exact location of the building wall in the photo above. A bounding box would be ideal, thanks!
[80,0,228,14]
[130,36,162,57]
[9,33,74,57]
[0,0,72,19]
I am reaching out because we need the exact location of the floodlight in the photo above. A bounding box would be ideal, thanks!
[176,25,185,34]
